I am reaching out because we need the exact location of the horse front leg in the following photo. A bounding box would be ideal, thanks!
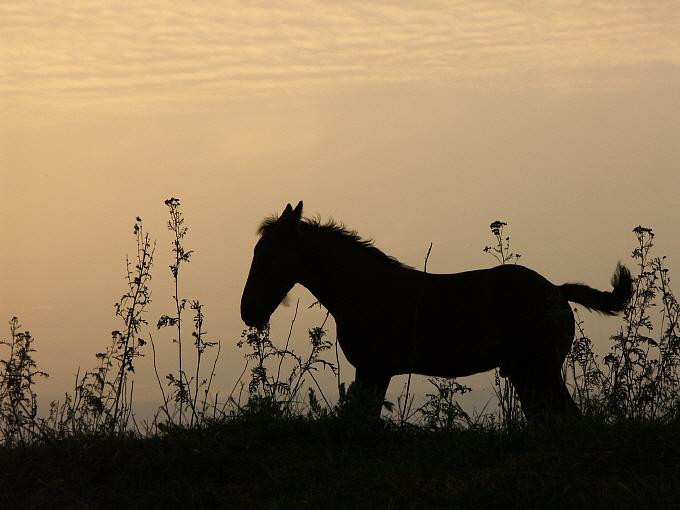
[351,368,391,419]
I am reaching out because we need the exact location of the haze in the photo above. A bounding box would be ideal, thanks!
[2,1,679,413]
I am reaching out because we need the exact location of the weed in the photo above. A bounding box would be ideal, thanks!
[483,220,523,427]
[157,197,193,426]
[602,226,680,420]
[0,318,48,446]
[418,377,473,430]
[236,305,337,416]
[156,198,220,428]
[554,226,679,423]
[41,217,155,436]
[3,199,680,452]
[563,307,607,416]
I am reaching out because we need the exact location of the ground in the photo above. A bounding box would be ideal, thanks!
[1,417,679,509]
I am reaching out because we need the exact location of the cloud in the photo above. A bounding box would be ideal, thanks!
[2,1,679,120]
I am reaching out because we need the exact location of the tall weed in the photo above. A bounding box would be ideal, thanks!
[236,304,337,416]
[45,217,155,435]
[155,198,220,428]
[483,220,523,427]
[601,227,680,420]
[3,202,680,446]
[0,318,48,446]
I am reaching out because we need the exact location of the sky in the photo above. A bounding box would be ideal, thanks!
[2,1,680,417]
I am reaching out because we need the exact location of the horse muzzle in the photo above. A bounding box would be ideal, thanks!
[240,300,270,329]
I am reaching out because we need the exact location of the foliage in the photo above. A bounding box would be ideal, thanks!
[596,227,679,420]
[483,222,680,425]
[483,220,524,427]
[44,217,155,436]
[0,318,48,446]
[2,416,680,509]
[483,220,522,265]
[236,306,337,416]
[157,197,193,426]
[418,377,472,430]
[2,198,680,452]
[156,198,220,428]
[563,307,605,416]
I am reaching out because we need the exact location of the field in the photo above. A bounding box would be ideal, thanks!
[2,416,680,509]
[2,200,680,509]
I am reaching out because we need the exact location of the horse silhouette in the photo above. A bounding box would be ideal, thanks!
[241,202,633,422]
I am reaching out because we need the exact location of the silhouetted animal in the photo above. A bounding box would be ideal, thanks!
[241,202,633,422]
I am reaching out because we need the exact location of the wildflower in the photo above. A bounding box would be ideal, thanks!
[489,220,507,236]
[633,225,654,235]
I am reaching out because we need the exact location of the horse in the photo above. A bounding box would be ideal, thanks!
[240,202,633,422]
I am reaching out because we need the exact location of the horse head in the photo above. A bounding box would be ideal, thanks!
[241,201,303,328]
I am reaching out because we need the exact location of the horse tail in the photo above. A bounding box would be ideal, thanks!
[560,263,633,316]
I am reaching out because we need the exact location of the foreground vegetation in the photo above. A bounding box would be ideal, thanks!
[1,415,679,509]
[2,199,679,508]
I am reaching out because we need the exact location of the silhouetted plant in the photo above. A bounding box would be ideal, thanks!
[236,308,336,416]
[157,197,193,426]
[418,378,472,430]
[653,254,680,417]
[559,226,680,422]
[155,198,221,429]
[601,226,680,420]
[110,217,155,427]
[49,217,155,435]
[483,220,522,266]
[563,308,607,416]
[306,386,327,419]
[483,220,523,427]
[7,200,680,452]
[0,318,48,446]
[187,300,220,426]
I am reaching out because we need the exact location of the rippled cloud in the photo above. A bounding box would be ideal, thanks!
[2,1,679,120]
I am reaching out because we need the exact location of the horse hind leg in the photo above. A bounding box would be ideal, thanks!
[506,312,579,423]
[509,363,579,424]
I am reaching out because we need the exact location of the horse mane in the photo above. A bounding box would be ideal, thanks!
[257,215,281,235]
[258,215,410,269]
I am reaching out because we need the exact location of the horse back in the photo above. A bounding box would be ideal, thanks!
[408,265,571,376]
[429,262,557,302]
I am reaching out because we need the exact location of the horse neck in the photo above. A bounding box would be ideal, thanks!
[295,230,405,316]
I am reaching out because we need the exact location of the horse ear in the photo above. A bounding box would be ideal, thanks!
[290,201,303,223]
[280,203,293,219]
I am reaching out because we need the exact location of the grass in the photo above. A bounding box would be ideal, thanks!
[1,416,679,509]
[2,199,680,508]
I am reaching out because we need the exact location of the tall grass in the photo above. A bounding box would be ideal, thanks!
[1,203,679,448]
[156,197,220,428]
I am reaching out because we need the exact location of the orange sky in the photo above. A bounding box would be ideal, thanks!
[2,1,680,415]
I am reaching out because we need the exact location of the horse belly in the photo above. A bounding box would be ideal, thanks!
[409,328,502,378]
[335,295,507,377]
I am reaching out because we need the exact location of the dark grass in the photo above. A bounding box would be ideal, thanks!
[1,416,680,509]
